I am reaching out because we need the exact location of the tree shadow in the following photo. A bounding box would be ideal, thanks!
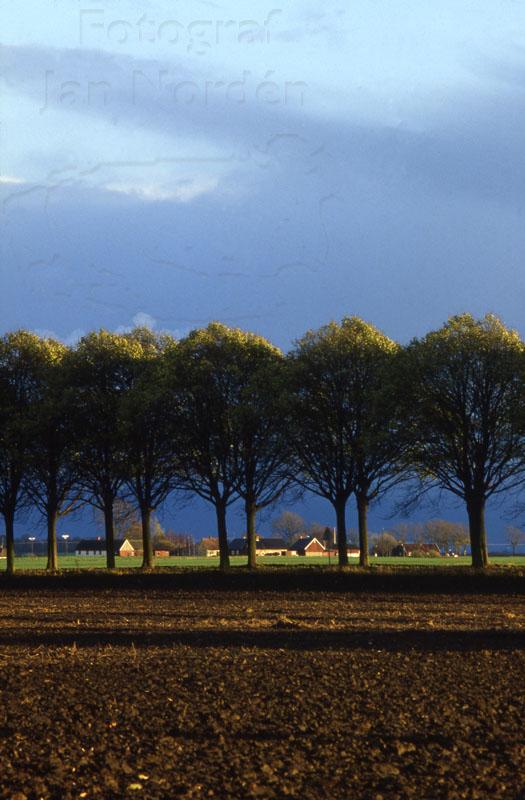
[1,568,524,595]
[0,627,522,652]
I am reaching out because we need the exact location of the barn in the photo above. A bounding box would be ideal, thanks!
[228,536,288,556]
[287,537,326,556]
[75,538,137,557]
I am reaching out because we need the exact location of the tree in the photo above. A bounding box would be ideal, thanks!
[230,334,293,568]
[286,317,404,567]
[506,525,525,556]
[95,498,141,540]
[171,324,292,569]
[448,522,470,555]
[286,323,355,566]
[345,528,360,548]
[167,324,245,571]
[371,531,398,556]
[391,522,425,544]
[68,331,143,568]
[272,511,306,544]
[160,531,195,555]
[422,519,470,554]
[150,519,173,553]
[0,331,44,573]
[120,331,180,569]
[423,519,454,552]
[23,337,81,571]
[197,536,219,556]
[338,319,405,567]
[401,314,525,568]
[308,522,324,537]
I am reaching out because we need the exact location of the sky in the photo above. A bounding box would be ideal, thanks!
[2,0,525,545]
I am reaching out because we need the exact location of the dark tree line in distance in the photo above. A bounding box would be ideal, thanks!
[1,313,525,573]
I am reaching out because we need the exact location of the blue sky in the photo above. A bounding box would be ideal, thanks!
[2,0,525,544]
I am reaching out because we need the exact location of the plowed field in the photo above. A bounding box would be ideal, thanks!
[0,579,523,799]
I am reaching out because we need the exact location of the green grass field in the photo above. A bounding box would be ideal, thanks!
[3,554,525,570]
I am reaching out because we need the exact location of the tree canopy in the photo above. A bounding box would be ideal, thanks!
[401,314,525,567]
[1,314,525,572]
[286,317,405,566]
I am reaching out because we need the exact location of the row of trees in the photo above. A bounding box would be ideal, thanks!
[1,313,525,573]
[370,521,470,556]
[271,511,350,546]
[271,512,473,555]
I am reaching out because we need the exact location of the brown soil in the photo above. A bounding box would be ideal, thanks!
[0,585,523,799]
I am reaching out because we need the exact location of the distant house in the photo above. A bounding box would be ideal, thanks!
[288,537,360,558]
[76,538,138,557]
[288,537,326,556]
[121,539,141,557]
[228,536,288,556]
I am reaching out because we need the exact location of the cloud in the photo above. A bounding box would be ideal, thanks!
[2,42,306,146]
[31,313,191,345]
[0,175,25,185]
[0,48,302,198]
[4,41,525,353]
[114,312,190,340]
[31,326,85,345]
[3,42,525,215]
[131,311,156,329]
[104,175,220,202]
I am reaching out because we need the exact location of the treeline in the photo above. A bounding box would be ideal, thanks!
[370,521,470,557]
[271,511,472,554]
[1,313,525,574]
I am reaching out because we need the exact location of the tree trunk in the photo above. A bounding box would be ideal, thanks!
[4,510,15,575]
[334,496,349,567]
[46,508,59,571]
[467,498,489,569]
[216,501,230,571]
[141,506,155,569]
[481,531,489,566]
[356,493,370,568]
[246,500,257,569]
[104,501,116,570]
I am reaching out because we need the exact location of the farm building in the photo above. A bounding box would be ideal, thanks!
[287,536,326,556]
[75,538,139,557]
[228,536,288,556]
[288,538,361,558]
